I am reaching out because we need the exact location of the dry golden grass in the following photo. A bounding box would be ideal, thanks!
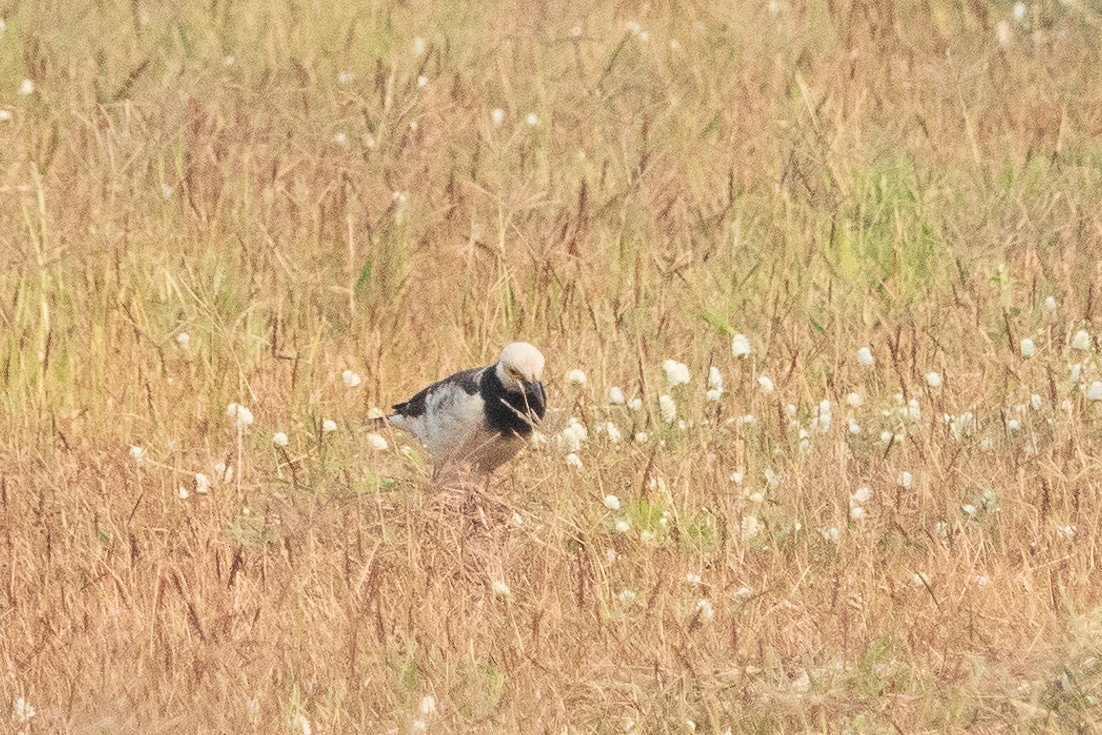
[5,0,1102,732]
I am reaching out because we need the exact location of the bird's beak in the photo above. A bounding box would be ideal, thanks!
[522,380,546,417]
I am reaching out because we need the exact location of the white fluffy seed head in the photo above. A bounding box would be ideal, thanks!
[731,333,752,358]
[708,366,723,392]
[227,402,254,429]
[662,359,691,387]
[659,394,677,423]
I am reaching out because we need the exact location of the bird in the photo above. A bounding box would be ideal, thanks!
[375,342,547,480]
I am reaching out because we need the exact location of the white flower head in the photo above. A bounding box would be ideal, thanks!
[565,452,583,468]
[633,431,648,442]
[1056,524,1077,540]
[962,503,977,516]
[857,347,874,367]
[846,391,863,408]
[525,111,540,126]
[996,19,1012,47]
[695,598,715,622]
[925,371,942,388]
[627,397,643,411]
[17,78,33,95]
[848,418,861,434]
[659,394,677,423]
[558,418,588,452]
[821,526,840,542]
[337,70,354,84]
[898,471,913,489]
[1087,381,1102,402]
[741,515,761,540]
[1020,338,1036,358]
[491,579,511,597]
[194,473,211,494]
[662,359,691,387]
[849,505,865,521]
[731,333,752,358]
[708,366,723,393]
[366,432,388,451]
[417,75,429,88]
[614,519,631,533]
[603,494,621,511]
[0,109,11,122]
[419,695,437,715]
[608,386,626,404]
[603,421,623,442]
[618,589,638,604]
[176,332,191,349]
[14,697,36,723]
[272,432,289,447]
[567,369,588,387]
[227,402,255,430]
[851,486,872,504]
[706,388,722,402]
[322,418,338,433]
[1012,1,1027,21]
[1045,295,1059,311]
[129,445,146,463]
[734,585,753,598]
[490,107,506,126]
[1073,330,1092,351]
[730,469,745,484]
[758,375,775,395]
[178,487,190,499]
[685,572,703,585]
[411,720,427,734]
[342,369,362,388]
[412,36,426,55]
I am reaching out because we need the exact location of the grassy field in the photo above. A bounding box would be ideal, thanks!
[4,0,1102,732]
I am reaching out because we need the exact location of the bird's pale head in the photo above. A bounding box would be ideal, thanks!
[496,342,545,391]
